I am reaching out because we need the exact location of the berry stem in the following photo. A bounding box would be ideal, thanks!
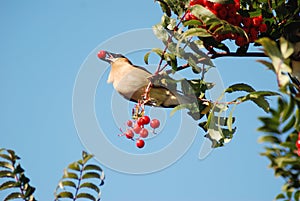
[154,10,189,75]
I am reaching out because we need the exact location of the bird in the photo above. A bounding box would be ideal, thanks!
[97,50,194,108]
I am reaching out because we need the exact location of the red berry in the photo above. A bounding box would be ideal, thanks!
[139,128,149,138]
[190,0,203,6]
[298,149,300,157]
[227,17,237,26]
[136,139,145,148]
[252,16,263,27]
[133,124,142,134]
[217,7,227,19]
[296,139,300,149]
[234,1,240,10]
[97,50,106,59]
[227,4,236,11]
[185,11,192,21]
[211,9,218,16]
[127,120,133,127]
[213,3,223,11]
[137,117,146,126]
[141,116,150,125]
[236,14,243,24]
[125,130,134,139]
[242,17,251,27]
[259,23,267,33]
[203,0,213,9]
[235,36,246,46]
[250,27,258,37]
[150,119,160,129]
[227,8,236,18]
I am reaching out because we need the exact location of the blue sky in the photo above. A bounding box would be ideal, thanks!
[0,1,283,200]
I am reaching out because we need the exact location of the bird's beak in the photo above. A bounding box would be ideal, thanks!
[98,51,123,63]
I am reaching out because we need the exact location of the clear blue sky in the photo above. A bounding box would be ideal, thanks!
[0,1,283,200]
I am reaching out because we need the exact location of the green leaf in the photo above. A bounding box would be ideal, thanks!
[144,51,151,65]
[24,186,35,198]
[0,154,13,162]
[0,161,13,170]
[294,190,300,201]
[248,91,280,99]
[82,172,101,179]
[183,19,203,27]
[227,108,235,132]
[183,27,212,38]
[156,0,172,17]
[4,192,22,201]
[256,37,292,86]
[58,180,77,189]
[0,170,14,178]
[256,60,275,71]
[152,48,164,57]
[280,37,294,59]
[63,171,79,180]
[83,164,103,172]
[55,191,74,199]
[276,157,300,168]
[153,24,169,42]
[188,41,214,66]
[68,162,81,171]
[77,193,96,201]
[19,174,30,184]
[190,4,216,20]
[281,96,295,122]
[80,182,100,194]
[275,193,286,200]
[82,151,93,162]
[6,150,20,161]
[256,37,282,59]
[225,83,255,93]
[251,97,271,113]
[13,164,24,174]
[258,135,281,144]
[0,181,17,191]
[281,116,296,133]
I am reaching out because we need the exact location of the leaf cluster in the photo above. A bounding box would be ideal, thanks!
[258,95,300,200]
[0,149,36,201]
[54,151,105,201]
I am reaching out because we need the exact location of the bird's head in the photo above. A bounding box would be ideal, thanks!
[97,50,127,63]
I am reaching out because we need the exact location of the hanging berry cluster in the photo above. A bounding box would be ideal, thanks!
[119,101,161,149]
[185,0,268,47]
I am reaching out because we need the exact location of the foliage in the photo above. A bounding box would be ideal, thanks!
[0,148,36,201]
[0,149,105,201]
[258,95,300,201]
[54,151,105,201]
[146,0,296,147]
[150,0,300,199]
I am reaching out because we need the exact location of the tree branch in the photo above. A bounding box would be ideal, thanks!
[210,52,267,59]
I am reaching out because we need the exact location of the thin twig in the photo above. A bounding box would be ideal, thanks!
[154,10,189,75]
[165,63,190,74]
[210,52,267,59]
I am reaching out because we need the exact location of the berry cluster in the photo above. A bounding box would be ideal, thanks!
[296,132,300,156]
[120,116,160,149]
[185,0,268,46]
